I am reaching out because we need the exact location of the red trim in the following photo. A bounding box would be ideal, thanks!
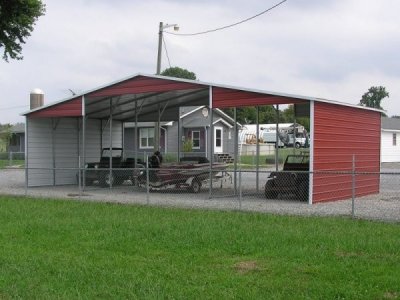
[212,87,307,108]
[89,76,205,97]
[28,97,82,118]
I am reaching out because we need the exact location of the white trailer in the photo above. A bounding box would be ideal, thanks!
[239,123,308,148]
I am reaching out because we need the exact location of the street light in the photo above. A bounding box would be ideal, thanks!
[156,22,179,74]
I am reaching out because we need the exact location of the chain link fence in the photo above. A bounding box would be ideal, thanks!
[0,151,25,167]
[0,165,399,222]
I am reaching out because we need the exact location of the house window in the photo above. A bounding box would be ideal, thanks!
[215,129,222,147]
[9,134,18,146]
[140,128,154,149]
[393,133,397,146]
[192,131,200,149]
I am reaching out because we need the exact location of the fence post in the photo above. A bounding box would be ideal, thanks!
[8,151,12,166]
[351,154,355,218]
[146,155,150,205]
[78,156,82,198]
[239,167,242,210]
[24,163,28,196]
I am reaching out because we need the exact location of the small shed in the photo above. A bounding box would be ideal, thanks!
[22,73,382,203]
[381,117,400,162]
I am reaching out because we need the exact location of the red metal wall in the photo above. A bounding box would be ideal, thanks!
[89,76,205,97]
[313,102,381,203]
[28,97,82,118]
[212,87,306,108]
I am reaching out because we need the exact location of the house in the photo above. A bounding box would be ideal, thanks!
[124,106,239,162]
[0,123,25,153]
[381,117,400,162]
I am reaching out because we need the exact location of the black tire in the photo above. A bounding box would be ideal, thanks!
[297,181,309,201]
[265,180,278,199]
[295,142,301,149]
[190,179,202,193]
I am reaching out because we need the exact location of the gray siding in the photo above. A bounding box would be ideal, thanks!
[27,118,54,186]
[166,125,179,153]
[54,118,79,185]
[84,119,101,163]
[27,117,123,187]
[101,119,123,149]
[83,118,122,163]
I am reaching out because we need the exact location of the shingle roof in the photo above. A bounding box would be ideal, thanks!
[381,117,400,131]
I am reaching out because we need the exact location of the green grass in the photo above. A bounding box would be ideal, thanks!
[0,159,24,169]
[0,195,399,299]
[237,148,309,168]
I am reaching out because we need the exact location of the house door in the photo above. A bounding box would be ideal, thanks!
[214,127,223,153]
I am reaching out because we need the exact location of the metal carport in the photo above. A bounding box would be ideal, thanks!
[23,73,382,203]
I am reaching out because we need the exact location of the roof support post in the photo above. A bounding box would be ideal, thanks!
[275,105,279,171]
[256,106,260,193]
[177,113,181,161]
[134,99,138,172]
[82,95,86,189]
[309,101,314,205]
[233,107,238,195]
[51,118,56,186]
[208,86,213,199]
[109,98,113,189]
[154,103,161,152]
[24,118,29,190]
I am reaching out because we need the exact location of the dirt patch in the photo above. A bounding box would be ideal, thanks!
[383,291,399,299]
[234,260,260,274]
[67,193,91,197]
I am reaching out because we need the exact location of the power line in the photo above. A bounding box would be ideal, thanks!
[162,35,172,68]
[0,104,29,111]
[165,0,287,37]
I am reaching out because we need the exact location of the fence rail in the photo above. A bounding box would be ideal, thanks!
[0,151,25,167]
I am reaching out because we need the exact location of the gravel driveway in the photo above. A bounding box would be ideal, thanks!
[0,168,399,223]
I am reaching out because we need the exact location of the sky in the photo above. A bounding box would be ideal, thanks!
[1,0,400,124]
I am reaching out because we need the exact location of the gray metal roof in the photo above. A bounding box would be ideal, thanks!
[381,117,400,131]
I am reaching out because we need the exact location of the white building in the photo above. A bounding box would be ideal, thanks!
[381,117,400,162]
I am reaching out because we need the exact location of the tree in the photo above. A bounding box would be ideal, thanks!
[0,123,12,152]
[359,86,389,110]
[160,67,197,80]
[0,0,46,62]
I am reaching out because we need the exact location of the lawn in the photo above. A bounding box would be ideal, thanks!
[0,159,24,169]
[0,195,399,299]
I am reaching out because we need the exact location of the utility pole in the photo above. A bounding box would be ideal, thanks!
[156,22,163,75]
[155,22,179,151]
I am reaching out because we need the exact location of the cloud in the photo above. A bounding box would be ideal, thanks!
[1,0,400,124]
